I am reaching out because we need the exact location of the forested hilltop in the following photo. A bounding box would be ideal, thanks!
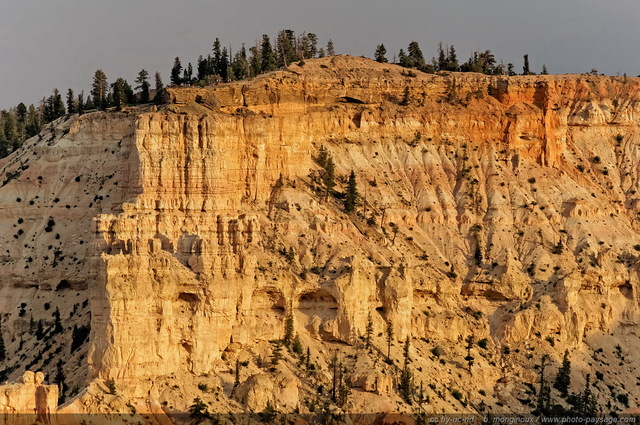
[2,27,601,160]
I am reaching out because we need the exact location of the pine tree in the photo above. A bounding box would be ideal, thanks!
[220,48,230,81]
[43,94,54,122]
[437,43,447,70]
[399,367,413,404]
[111,78,128,111]
[447,45,459,71]
[53,307,63,334]
[571,374,598,417]
[398,48,412,68]
[77,91,84,115]
[465,335,475,373]
[446,76,458,103]
[197,55,207,81]
[189,397,209,419]
[271,341,283,365]
[36,319,45,340]
[326,39,335,56]
[85,95,95,110]
[235,358,241,387]
[135,69,150,103]
[374,44,388,63]
[183,63,193,85]
[249,44,261,77]
[401,86,411,106]
[25,104,40,136]
[316,145,329,167]
[292,335,303,355]
[259,400,276,422]
[66,88,75,114]
[276,29,297,67]
[212,38,223,75]
[535,355,552,416]
[297,32,308,59]
[541,64,549,75]
[306,33,318,58]
[403,337,411,367]
[170,57,183,86]
[2,110,17,144]
[0,325,5,362]
[15,103,27,124]
[154,72,164,104]
[330,351,339,401]
[337,365,351,407]
[232,45,251,80]
[386,319,394,360]
[407,41,425,69]
[54,359,67,404]
[260,35,277,73]
[283,313,294,347]
[523,54,531,75]
[344,170,359,213]
[554,350,571,397]
[52,89,65,119]
[322,156,336,201]
[365,312,373,348]
[91,70,108,110]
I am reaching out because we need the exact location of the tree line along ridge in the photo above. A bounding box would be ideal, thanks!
[2,29,555,159]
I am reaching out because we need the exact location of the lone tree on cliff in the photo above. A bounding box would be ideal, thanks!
[523,54,531,75]
[344,170,359,213]
[365,312,374,348]
[399,337,413,404]
[53,307,63,334]
[326,39,335,56]
[386,319,394,360]
[322,156,336,202]
[374,44,388,63]
[316,145,329,168]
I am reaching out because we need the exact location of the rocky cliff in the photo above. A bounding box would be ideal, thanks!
[1,55,640,416]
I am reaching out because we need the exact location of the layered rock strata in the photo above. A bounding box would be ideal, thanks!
[1,56,640,413]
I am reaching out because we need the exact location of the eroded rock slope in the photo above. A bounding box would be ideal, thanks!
[2,56,640,415]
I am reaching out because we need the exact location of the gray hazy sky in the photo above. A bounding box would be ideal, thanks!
[1,0,639,109]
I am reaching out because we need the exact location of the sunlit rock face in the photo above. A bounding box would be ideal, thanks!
[2,55,640,414]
